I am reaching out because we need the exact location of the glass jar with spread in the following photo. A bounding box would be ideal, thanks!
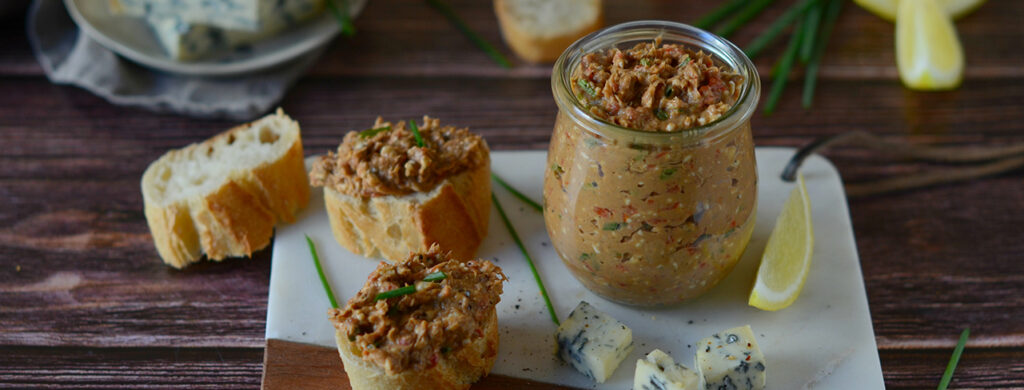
[545,21,761,306]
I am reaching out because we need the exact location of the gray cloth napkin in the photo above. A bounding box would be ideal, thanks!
[27,0,324,121]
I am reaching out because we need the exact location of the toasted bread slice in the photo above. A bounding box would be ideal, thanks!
[322,162,490,262]
[335,309,499,390]
[141,109,309,268]
[494,0,604,63]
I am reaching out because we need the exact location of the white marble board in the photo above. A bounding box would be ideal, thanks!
[266,147,885,389]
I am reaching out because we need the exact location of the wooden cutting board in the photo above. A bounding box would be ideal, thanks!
[262,149,885,389]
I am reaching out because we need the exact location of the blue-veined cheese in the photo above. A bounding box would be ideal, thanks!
[634,349,700,390]
[696,325,766,390]
[555,301,634,383]
[141,0,324,60]
[111,0,324,32]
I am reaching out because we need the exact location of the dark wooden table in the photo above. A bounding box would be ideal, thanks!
[2,0,1022,388]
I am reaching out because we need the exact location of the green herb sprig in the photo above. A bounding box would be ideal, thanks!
[492,193,559,325]
[306,235,339,309]
[426,0,512,69]
[326,0,355,37]
[763,19,805,114]
[937,327,970,390]
[803,0,842,108]
[742,0,822,59]
[359,125,391,139]
[694,0,749,29]
[716,0,777,38]
[374,271,448,301]
[408,119,425,147]
[492,173,543,213]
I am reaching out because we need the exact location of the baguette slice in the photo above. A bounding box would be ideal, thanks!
[141,109,309,268]
[335,309,499,390]
[322,161,490,262]
[494,0,604,63]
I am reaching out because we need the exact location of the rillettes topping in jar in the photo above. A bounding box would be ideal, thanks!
[545,21,760,306]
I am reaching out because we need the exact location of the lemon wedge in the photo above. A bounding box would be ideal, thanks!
[854,0,985,21]
[896,0,965,90]
[748,173,813,311]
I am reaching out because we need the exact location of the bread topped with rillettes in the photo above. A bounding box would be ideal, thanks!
[141,109,309,268]
[309,116,490,262]
[329,245,506,390]
[494,0,604,63]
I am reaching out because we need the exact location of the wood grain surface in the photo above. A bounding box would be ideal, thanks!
[1,0,1022,388]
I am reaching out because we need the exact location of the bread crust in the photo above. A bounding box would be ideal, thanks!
[494,0,604,63]
[335,308,500,390]
[323,161,490,262]
[141,110,310,268]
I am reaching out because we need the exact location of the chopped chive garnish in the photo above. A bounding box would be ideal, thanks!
[665,86,674,97]
[743,0,820,59]
[425,0,512,68]
[799,1,823,63]
[408,119,425,147]
[937,327,970,390]
[803,0,842,109]
[375,285,416,301]
[325,0,355,37]
[716,0,777,38]
[603,222,623,231]
[694,0,749,29]
[577,79,598,97]
[679,55,691,68]
[655,109,670,120]
[492,173,543,213]
[359,125,391,138]
[306,235,339,309]
[763,18,806,114]
[660,168,678,180]
[492,193,559,325]
[423,271,447,282]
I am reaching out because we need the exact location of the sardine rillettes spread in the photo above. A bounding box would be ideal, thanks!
[544,38,757,305]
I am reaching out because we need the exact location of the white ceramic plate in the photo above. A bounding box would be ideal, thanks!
[266,148,886,389]
[63,0,367,76]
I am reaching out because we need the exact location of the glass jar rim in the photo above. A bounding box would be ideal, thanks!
[551,20,761,143]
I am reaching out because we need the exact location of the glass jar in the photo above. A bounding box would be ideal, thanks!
[544,21,761,306]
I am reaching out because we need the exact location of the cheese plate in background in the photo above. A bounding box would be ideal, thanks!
[265,148,885,389]
[63,0,367,76]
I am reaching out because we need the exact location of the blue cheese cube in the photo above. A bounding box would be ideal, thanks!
[696,325,766,390]
[634,349,700,390]
[555,301,634,383]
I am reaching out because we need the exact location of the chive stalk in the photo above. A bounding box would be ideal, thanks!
[425,0,512,68]
[716,0,776,38]
[359,125,391,138]
[408,119,425,147]
[937,327,970,390]
[492,193,559,325]
[743,0,821,59]
[306,235,339,309]
[763,18,806,114]
[492,173,543,213]
[326,0,355,37]
[375,285,416,301]
[803,0,843,109]
[799,2,824,63]
[694,0,749,29]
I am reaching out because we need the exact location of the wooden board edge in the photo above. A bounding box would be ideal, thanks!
[262,338,582,389]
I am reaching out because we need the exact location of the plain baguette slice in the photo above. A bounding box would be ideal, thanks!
[335,309,500,390]
[141,109,309,268]
[322,161,490,262]
[494,0,603,63]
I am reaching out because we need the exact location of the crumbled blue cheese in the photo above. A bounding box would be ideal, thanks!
[696,325,766,390]
[555,301,634,383]
[634,349,700,390]
[139,0,323,60]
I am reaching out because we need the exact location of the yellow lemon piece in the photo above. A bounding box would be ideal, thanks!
[896,0,965,90]
[854,0,985,21]
[748,173,813,311]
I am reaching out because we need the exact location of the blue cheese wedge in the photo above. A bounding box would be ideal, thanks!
[141,0,323,60]
[695,325,766,390]
[110,0,323,32]
[634,349,700,390]
[556,301,634,383]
